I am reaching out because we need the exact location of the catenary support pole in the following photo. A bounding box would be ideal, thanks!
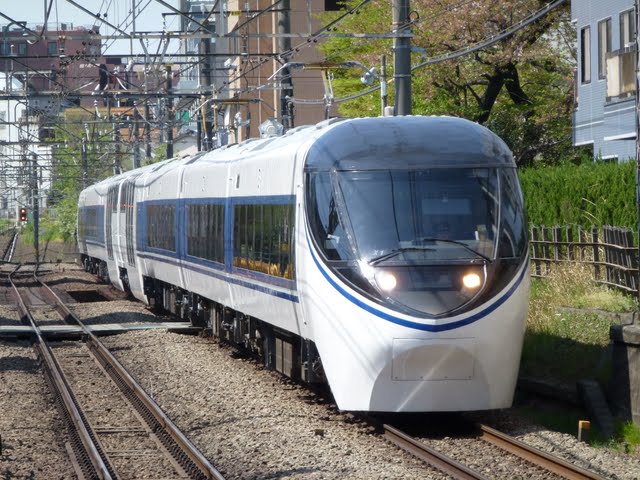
[166,64,173,159]
[81,137,88,189]
[635,0,640,303]
[200,33,213,150]
[393,0,411,115]
[380,54,388,115]
[133,105,141,169]
[31,153,38,263]
[278,0,293,129]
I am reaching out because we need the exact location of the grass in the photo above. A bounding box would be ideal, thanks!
[519,261,640,450]
[618,422,640,453]
[523,262,634,382]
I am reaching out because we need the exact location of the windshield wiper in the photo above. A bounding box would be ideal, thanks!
[420,237,492,263]
[368,246,435,266]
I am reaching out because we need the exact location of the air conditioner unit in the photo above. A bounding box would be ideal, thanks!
[259,118,284,138]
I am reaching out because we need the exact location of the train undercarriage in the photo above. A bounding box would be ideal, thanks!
[144,276,326,385]
[80,254,325,386]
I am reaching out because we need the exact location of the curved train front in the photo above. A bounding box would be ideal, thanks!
[297,116,529,411]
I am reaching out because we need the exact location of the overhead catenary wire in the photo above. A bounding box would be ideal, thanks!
[1,0,568,187]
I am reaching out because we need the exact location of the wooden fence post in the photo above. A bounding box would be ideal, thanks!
[542,226,551,275]
[592,226,600,281]
[567,225,574,261]
[531,225,541,276]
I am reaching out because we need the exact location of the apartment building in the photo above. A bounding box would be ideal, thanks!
[572,0,637,161]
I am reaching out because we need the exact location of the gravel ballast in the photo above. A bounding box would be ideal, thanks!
[0,340,76,479]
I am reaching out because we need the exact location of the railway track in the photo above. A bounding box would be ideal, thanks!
[383,422,606,480]
[8,263,225,479]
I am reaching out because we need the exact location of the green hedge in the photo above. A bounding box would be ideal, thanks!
[519,160,637,230]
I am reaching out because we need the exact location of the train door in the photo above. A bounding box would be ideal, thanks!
[105,182,121,286]
[114,181,126,268]
[119,178,136,266]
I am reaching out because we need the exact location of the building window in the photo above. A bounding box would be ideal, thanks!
[17,43,26,56]
[581,26,591,84]
[47,41,57,55]
[598,18,611,79]
[620,9,636,48]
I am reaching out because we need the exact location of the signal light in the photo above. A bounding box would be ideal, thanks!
[19,208,27,222]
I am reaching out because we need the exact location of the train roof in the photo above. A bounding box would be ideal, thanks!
[304,115,514,170]
[83,116,514,194]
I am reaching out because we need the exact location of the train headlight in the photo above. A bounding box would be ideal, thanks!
[375,270,397,291]
[462,272,482,289]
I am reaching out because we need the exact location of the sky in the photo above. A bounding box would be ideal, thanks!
[1,0,182,55]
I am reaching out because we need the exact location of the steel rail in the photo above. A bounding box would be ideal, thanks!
[478,424,606,480]
[33,266,225,480]
[383,424,490,480]
[8,264,112,480]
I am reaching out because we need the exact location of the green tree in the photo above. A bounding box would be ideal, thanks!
[46,110,120,239]
[318,0,576,167]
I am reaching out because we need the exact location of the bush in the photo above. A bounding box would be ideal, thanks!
[519,160,636,230]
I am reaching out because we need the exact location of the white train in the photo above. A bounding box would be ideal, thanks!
[77,115,529,412]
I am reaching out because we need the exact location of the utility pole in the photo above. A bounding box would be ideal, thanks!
[278,0,293,129]
[197,110,202,152]
[635,0,640,303]
[112,120,122,175]
[31,153,38,263]
[380,54,388,115]
[392,0,412,115]
[133,105,141,169]
[200,34,213,150]
[166,64,174,159]
[81,137,88,190]
[145,101,152,161]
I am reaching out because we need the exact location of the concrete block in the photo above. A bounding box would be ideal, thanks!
[609,325,640,425]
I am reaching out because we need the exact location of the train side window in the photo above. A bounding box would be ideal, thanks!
[498,169,527,258]
[214,204,224,262]
[147,204,176,252]
[79,207,98,238]
[233,202,295,279]
[306,172,353,261]
[186,203,224,263]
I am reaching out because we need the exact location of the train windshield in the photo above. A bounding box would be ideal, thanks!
[310,169,499,262]
[307,168,526,317]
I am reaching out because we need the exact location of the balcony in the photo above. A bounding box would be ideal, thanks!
[606,46,636,101]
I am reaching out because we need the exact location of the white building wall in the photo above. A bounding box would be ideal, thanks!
[0,73,27,220]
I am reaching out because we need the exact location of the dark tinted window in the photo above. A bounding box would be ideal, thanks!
[147,204,176,251]
[498,169,527,258]
[187,203,224,263]
[233,203,294,279]
[78,207,98,238]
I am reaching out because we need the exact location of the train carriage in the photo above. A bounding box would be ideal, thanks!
[78,115,529,412]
